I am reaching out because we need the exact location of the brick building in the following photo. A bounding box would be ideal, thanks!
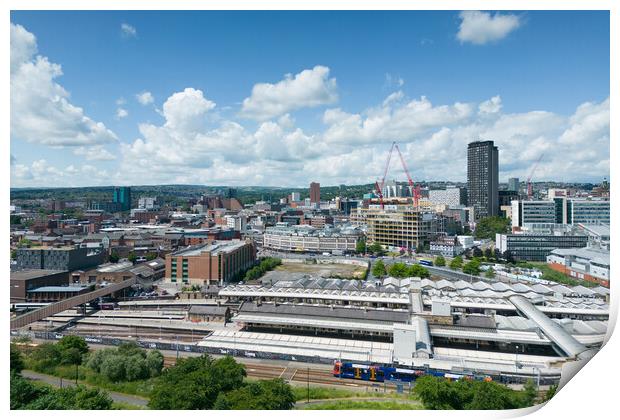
[165,240,256,286]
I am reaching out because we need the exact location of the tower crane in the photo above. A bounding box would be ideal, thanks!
[371,141,420,208]
[526,154,544,200]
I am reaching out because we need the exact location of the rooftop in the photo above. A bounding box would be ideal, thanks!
[549,247,610,266]
[11,269,68,281]
[172,240,249,257]
[28,285,90,293]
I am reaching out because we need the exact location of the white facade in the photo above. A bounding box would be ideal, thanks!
[263,226,361,253]
[138,197,159,210]
[428,187,466,207]
[291,192,300,202]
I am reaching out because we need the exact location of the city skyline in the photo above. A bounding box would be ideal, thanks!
[10,10,610,188]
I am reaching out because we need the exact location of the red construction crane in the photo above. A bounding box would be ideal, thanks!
[394,144,420,207]
[526,154,544,200]
[374,181,384,209]
[379,142,396,192]
[372,141,420,208]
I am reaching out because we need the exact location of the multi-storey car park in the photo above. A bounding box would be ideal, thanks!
[262,225,362,254]
[206,274,609,383]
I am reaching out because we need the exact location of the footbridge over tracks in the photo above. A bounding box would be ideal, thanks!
[10,278,137,330]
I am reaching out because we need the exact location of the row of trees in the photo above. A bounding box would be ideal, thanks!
[11,344,113,410]
[85,342,163,382]
[414,376,541,410]
[372,260,431,279]
[474,216,510,240]
[243,257,282,281]
[27,335,90,374]
[148,354,295,410]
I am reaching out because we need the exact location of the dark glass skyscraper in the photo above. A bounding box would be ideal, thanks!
[467,141,498,221]
[113,186,131,211]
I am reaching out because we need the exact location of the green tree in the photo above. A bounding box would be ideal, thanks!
[522,379,538,407]
[125,355,150,381]
[355,239,366,254]
[128,252,137,263]
[109,251,120,263]
[29,343,62,373]
[146,251,158,261]
[100,355,127,382]
[434,255,446,267]
[10,215,22,225]
[485,267,496,279]
[55,385,114,410]
[17,238,32,248]
[118,341,145,358]
[58,335,89,356]
[146,350,164,377]
[542,385,557,403]
[216,379,296,410]
[484,248,493,260]
[408,264,431,279]
[414,376,463,409]
[449,256,463,270]
[474,216,510,240]
[11,373,47,409]
[472,247,483,258]
[149,355,247,410]
[465,382,521,410]
[463,259,481,276]
[387,262,409,278]
[503,250,515,263]
[368,242,385,256]
[372,259,387,277]
[10,344,24,373]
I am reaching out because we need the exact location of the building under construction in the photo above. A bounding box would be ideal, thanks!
[353,204,435,250]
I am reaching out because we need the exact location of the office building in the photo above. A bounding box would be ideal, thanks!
[467,141,499,220]
[291,192,301,202]
[310,182,321,204]
[113,186,132,211]
[263,225,362,253]
[165,240,256,285]
[10,270,69,303]
[511,200,558,229]
[496,233,588,262]
[138,196,160,210]
[16,246,105,271]
[567,198,610,225]
[354,205,432,250]
[547,247,610,287]
[428,187,467,207]
[508,178,520,193]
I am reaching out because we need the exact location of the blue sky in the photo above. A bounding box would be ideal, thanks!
[10,10,610,187]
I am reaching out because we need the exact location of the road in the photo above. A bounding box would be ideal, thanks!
[21,370,149,408]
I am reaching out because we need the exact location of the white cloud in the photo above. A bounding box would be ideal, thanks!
[240,65,338,120]
[478,95,503,116]
[136,91,154,105]
[116,108,128,119]
[457,11,521,45]
[322,95,474,145]
[116,97,126,106]
[162,88,216,133]
[121,23,137,38]
[73,146,116,161]
[10,23,118,147]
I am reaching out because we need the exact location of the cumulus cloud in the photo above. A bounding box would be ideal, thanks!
[240,65,338,120]
[478,95,503,116]
[457,11,521,45]
[136,91,154,105]
[73,146,116,161]
[116,108,128,119]
[322,95,474,145]
[121,23,137,38]
[10,23,118,147]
